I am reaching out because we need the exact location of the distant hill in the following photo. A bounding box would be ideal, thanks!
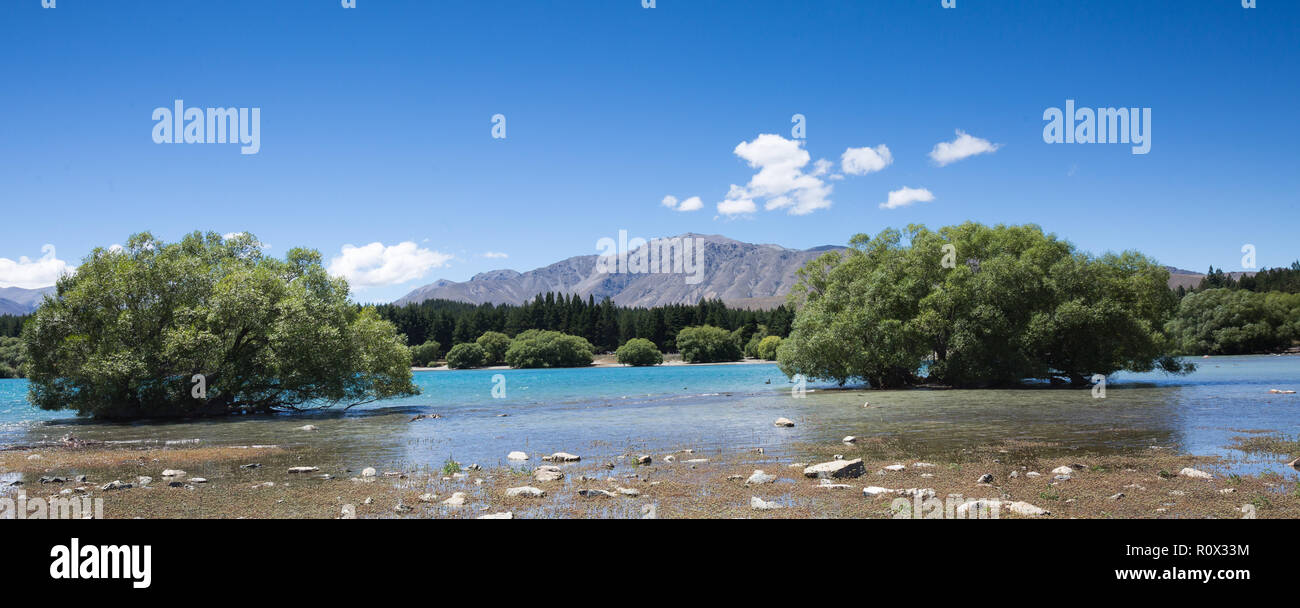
[0,286,55,315]
[1164,266,1255,291]
[394,234,842,309]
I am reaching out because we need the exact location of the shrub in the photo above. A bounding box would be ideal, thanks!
[755,335,783,360]
[476,331,512,366]
[446,342,487,369]
[616,338,664,366]
[676,325,742,363]
[410,340,442,367]
[504,330,594,368]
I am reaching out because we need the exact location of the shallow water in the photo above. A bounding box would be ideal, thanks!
[1,356,1298,476]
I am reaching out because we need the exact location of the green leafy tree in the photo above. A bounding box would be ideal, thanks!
[676,325,742,363]
[504,329,594,368]
[445,342,487,369]
[615,337,664,366]
[476,331,512,366]
[779,223,1192,388]
[1165,289,1299,354]
[410,340,442,367]
[755,335,783,360]
[0,336,26,378]
[20,231,417,418]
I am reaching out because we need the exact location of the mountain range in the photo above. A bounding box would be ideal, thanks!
[394,234,841,309]
[0,286,55,315]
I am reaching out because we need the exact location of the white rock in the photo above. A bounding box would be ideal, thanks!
[161,469,186,477]
[862,486,894,496]
[505,486,546,498]
[442,492,468,506]
[750,496,783,510]
[1179,467,1213,479]
[616,487,641,496]
[187,478,208,484]
[478,512,513,519]
[895,488,936,500]
[1051,466,1074,475]
[773,417,795,427]
[361,467,377,477]
[746,470,777,485]
[533,465,564,482]
[955,499,1003,518]
[913,462,935,468]
[542,452,581,462]
[288,466,319,474]
[297,425,318,431]
[883,464,906,472]
[577,489,616,498]
[816,480,852,490]
[417,493,437,503]
[842,436,858,443]
[507,451,529,461]
[1006,501,1050,516]
[137,476,153,486]
[803,458,866,479]
[1025,471,1041,478]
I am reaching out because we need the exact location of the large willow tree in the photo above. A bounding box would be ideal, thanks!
[22,232,417,418]
[777,222,1192,388]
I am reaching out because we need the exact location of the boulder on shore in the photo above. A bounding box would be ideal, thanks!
[803,458,866,479]
[507,451,529,461]
[750,496,783,510]
[1178,467,1213,479]
[773,417,795,427]
[506,486,546,498]
[542,452,581,462]
[745,470,777,485]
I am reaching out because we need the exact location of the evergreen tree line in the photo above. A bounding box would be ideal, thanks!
[372,294,796,354]
[1173,261,1300,297]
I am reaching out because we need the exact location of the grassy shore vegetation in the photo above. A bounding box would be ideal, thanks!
[777,223,1194,388]
[19,232,417,418]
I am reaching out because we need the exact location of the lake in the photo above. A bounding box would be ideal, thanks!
[2,356,1298,475]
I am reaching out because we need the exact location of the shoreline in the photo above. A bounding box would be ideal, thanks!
[3,434,1296,519]
[412,356,777,372]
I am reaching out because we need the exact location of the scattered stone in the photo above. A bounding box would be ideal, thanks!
[168,481,185,488]
[161,469,186,478]
[1109,492,1125,500]
[833,454,844,460]
[750,496,783,510]
[75,474,87,482]
[895,488,936,500]
[1289,457,1300,472]
[1008,470,1020,479]
[478,512,513,519]
[1168,490,1186,496]
[252,481,274,489]
[1054,475,1072,481]
[1006,501,1050,516]
[685,458,709,464]
[1268,389,1296,394]
[913,462,934,468]
[919,473,934,478]
[507,451,529,461]
[1124,484,1146,491]
[773,417,795,427]
[862,486,893,496]
[101,480,131,491]
[1179,467,1213,480]
[297,425,318,431]
[955,499,1003,518]
[577,489,616,498]
[1025,471,1041,478]
[1219,488,1236,494]
[842,436,857,444]
[542,452,581,462]
[883,464,906,472]
[288,467,319,474]
[394,501,412,513]
[816,480,852,490]
[442,492,468,506]
[726,474,744,481]
[745,470,777,485]
[663,455,676,463]
[635,455,652,465]
[187,478,207,484]
[976,473,994,484]
[363,496,373,505]
[506,486,546,498]
[361,467,377,477]
[533,466,564,482]
[39,476,66,484]
[804,458,866,479]
[1051,466,1074,475]
[616,487,640,496]
[408,414,442,422]
[240,463,261,469]
[340,505,356,519]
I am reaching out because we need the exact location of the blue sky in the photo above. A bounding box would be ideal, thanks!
[1,0,1296,303]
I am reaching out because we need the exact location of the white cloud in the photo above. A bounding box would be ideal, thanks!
[880,187,935,210]
[841,144,893,175]
[661,194,703,212]
[716,195,757,216]
[719,134,834,216]
[328,241,452,289]
[0,244,74,289]
[482,251,509,259]
[675,196,703,212]
[929,130,1000,166]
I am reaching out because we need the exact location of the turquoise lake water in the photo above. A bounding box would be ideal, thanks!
[2,356,1298,475]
